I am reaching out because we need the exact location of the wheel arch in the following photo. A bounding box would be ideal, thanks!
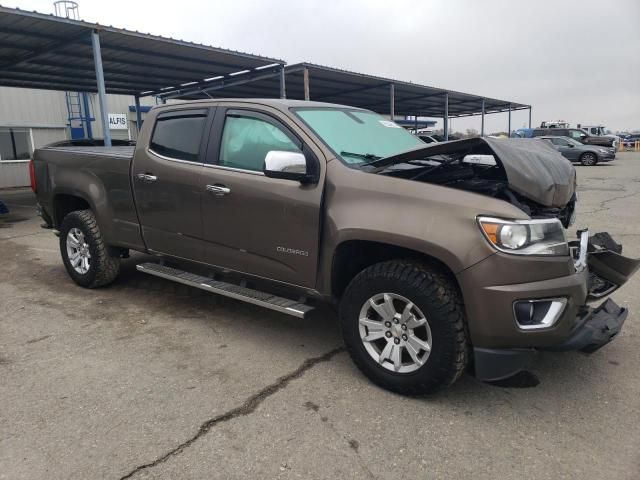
[52,191,94,227]
[330,239,462,300]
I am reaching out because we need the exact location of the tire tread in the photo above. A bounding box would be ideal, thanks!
[340,260,468,395]
[60,209,120,288]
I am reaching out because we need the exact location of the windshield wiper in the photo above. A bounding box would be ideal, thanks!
[340,151,382,163]
[408,156,461,181]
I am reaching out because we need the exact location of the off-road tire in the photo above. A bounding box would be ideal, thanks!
[59,209,120,288]
[580,152,598,166]
[339,260,468,395]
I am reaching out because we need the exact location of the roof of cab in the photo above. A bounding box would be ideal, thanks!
[151,98,367,113]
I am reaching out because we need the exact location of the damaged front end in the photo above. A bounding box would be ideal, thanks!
[372,137,639,349]
[372,139,640,381]
[572,231,640,301]
[367,137,578,227]
[559,230,640,353]
[471,229,639,382]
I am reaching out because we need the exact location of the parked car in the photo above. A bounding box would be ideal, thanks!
[418,134,438,143]
[31,99,639,394]
[417,134,460,143]
[47,138,136,147]
[531,127,615,147]
[433,133,460,141]
[621,133,640,148]
[538,136,615,166]
[577,124,620,148]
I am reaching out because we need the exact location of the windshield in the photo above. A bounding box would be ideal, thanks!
[293,108,424,165]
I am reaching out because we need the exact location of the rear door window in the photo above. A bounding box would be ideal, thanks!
[149,109,208,162]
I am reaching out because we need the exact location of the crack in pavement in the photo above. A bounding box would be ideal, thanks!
[119,346,346,479]
[580,189,640,215]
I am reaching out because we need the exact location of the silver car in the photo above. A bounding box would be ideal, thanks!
[539,136,615,166]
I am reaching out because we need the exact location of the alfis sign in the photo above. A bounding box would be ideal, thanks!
[108,113,128,130]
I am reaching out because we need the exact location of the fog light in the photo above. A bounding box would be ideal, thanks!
[513,298,567,330]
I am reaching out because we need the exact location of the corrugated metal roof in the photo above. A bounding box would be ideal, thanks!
[0,5,283,96]
[170,62,530,118]
[0,7,529,118]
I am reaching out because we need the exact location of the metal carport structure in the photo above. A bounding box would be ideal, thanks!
[0,5,285,146]
[0,6,530,144]
[161,62,532,140]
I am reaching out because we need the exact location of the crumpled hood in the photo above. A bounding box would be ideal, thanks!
[371,137,576,208]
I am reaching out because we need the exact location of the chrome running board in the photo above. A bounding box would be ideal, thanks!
[136,263,314,318]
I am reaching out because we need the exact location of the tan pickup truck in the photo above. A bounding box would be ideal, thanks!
[31,99,639,394]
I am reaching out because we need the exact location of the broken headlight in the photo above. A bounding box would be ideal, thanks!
[477,217,569,256]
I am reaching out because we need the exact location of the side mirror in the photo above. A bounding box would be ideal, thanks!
[567,143,574,148]
[264,150,317,183]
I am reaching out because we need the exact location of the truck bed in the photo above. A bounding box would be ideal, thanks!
[34,144,143,251]
[43,145,135,158]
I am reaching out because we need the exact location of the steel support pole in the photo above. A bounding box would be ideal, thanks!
[279,65,286,99]
[480,98,485,137]
[389,84,395,121]
[134,95,142,134]
[81,92,93,139]
[507,103,512,136]
[528,107,532,128]
[91,30,111,147]
[443,93,449,141]
[303,67,310,101]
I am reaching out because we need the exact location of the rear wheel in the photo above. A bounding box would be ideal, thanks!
[339,260,468,395]
[59,210,120,288]
[580,152,598,166]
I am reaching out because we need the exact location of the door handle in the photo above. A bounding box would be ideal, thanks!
[136,173,157,183]
[206,184,231,196]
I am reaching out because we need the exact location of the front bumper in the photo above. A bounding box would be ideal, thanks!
[457,231,639,381]
[548,298,627,353]
[474,298,628,381]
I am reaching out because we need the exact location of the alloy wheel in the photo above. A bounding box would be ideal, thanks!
[358,293,432,373]
[582,153,596,166]
[66,227,91,274]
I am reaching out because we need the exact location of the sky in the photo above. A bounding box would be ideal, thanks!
[6,0,640,133]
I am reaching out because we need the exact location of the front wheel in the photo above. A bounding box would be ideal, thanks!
[580,152,598,166]
[59,210,120,288]
[339,261,468,395]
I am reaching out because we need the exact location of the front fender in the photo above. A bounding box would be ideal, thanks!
[315,161,529,295]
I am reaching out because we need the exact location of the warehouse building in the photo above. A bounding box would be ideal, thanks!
[0,87,156,188]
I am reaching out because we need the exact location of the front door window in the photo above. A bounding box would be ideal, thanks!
[219,115,302,172]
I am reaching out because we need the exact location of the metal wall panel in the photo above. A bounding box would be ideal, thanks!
[32,127,67,148]
[0,87,156,140]
[0,87,67,127]
[0,161,29,188]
